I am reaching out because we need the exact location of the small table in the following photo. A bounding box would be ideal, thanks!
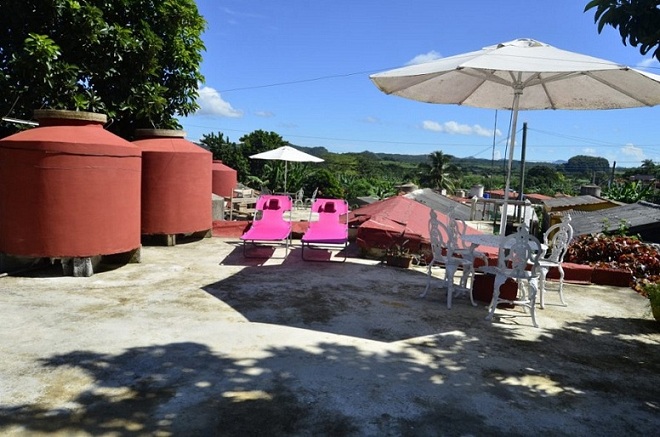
[462,233,547,272]
[462,234,547,252]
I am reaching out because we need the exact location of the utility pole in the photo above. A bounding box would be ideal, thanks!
[518,122,527,201]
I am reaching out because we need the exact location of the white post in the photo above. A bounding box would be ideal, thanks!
[499,83,523,236]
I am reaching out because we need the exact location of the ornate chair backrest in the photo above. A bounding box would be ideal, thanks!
[429,210,453,260]
[295,188,304,203]
[543,214,574,263]
[446,212,472,251]
[500,224,543,276]
[309,187,319,201]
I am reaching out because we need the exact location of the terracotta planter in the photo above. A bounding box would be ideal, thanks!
[386,255,413,268]
[473,274,518,306]
[591,267,633,287]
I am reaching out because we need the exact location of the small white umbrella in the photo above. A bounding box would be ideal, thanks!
[370,38,660,233]
[249,145,324,193]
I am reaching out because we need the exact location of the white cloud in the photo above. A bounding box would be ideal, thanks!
[195,86,243,117]
[582,148,597,156]
[279,122,298,129]
[621,143,645,160]
[422,120,501,137]
[362,116,380,124]
[493,150,502,160]
[406,50,442,65]
[255,110,274,118]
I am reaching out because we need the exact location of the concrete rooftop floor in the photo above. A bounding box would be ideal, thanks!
[0,237,658,436]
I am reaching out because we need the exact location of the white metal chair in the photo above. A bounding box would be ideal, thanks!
[304,187,319,208]
[536,214,574,308]
[485,224,543,327]
[447,211,489,283]
[293,188,305,209]
[421,210,477,309]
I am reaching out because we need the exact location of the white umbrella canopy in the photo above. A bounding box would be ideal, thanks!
[249,145,324,193]
[370,38,660,233]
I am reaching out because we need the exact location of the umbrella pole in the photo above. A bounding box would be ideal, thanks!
[499,86,522,237]
[284,161,288,193]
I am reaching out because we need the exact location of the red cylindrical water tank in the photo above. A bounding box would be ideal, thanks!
[0,109,142,258]
[212,160,237,198]
[134,129,212,235]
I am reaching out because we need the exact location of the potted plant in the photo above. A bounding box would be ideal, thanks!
[642,282,660,322]
[385,239,413,268]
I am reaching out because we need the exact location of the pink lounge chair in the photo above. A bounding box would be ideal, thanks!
[240,195,293,257]
[301,198,349,261]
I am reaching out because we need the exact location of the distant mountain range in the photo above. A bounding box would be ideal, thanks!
[294,145,563,167]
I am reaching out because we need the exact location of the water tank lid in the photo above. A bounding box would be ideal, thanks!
[135,129,186,139]
[33,109,107,124]
[213,161,236,171]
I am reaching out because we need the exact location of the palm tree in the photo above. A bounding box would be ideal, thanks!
[640,159,657,175]
[418,151,458,192]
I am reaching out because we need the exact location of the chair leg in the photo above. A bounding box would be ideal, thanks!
[445,264,459,309]
[486,274,506,321]
[458,266,469,288]
[420,264,433,298]
[528,278,539,328]
[465,266,477,307]
[558,265,567,306]
[539,267,548,309]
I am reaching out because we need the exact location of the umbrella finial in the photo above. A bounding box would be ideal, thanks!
[497,38,547,49]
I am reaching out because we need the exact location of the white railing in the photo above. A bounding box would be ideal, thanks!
[469,197,538,231]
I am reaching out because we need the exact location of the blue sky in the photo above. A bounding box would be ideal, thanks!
[180,0,660,168]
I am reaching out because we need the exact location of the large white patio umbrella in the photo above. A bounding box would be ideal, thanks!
[370,38,660,234]
[249,145,324,193]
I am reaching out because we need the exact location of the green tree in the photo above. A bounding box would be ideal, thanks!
[239,130,288,177]
[0,0,206,139]
[305,169,343,199]
[526,165,559,194]
[418,151,459,192]
[563,155,610,181]
[640,159,657,174]
[585,0,660,61]
[603,179,654,202]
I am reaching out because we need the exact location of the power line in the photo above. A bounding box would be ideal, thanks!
[214,59,660,94]
[218,68,389,93]
[183,121,660,154]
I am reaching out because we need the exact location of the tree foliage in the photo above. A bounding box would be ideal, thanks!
[202,127,638,204]
[585,0,660,61]
[562,155,610,175]
[418,151,459,192]
[0,0,206,139]
[603,179,655,202]
[304,169,343,199]
[239,130,288,178]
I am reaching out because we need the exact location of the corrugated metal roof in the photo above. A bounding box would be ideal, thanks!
[404,188,472,220]
[567,201,660,243]
[542,195,612,209]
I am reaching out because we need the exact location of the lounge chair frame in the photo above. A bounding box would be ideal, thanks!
[240,195,293,258]
[301,198,349,262]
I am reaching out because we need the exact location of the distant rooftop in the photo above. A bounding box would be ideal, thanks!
[566,201,660,243]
